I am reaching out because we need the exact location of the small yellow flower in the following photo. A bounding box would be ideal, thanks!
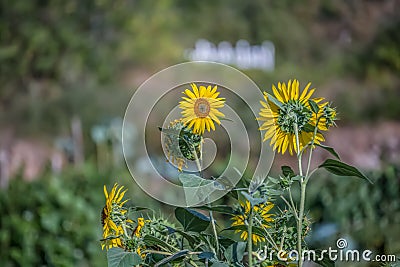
[231,200,274,244]
[101,183,129,250]
[133,217,146,237]
[258,79,326,155]
[179,83,225,135]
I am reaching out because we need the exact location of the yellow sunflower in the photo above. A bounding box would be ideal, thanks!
[101,183,129,250]
[258,79,325,155]
[231,200,274,244]
[179,83,225,135]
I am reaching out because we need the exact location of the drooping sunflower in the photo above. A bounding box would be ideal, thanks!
[231,200,274,244]
[101,183,130,250]
[162,119,202,172]
[179,83,225,135]
[258,79,326,155]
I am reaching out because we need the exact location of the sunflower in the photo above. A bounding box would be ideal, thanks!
[179,83,225,135]
[162,119,202,171]
[258,79,325,155]
[231,200,274,244]
[101,183,130,250]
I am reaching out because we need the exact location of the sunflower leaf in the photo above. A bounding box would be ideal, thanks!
[175,207,210,232]
[164,226,198,247]
[318,159,373,184]
[316,144,340,160]
[224,242,247,263]
[179,174,215,205]
[107,248,142,267]
[308,99,320,113]
[266,93,283,108]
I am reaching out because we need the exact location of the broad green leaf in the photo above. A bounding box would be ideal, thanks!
[179,174,215,205]
[154,250,189,267]
[167,227,198,247]
[319,159,373,184]
[107,248,142,267]
[143,235,177,252]
[175,207,210,232]
[218,236,237,249]
[316,144,340,160]
[281,166,295,178]
[197,205,236,215]
[224,242,246,263]
[312,249,335,267]
[308,99,320,113]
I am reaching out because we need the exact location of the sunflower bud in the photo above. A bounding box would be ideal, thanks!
[322,103,337,128]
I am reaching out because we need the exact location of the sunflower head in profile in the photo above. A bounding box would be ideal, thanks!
[231,200,274,244]
[179,83,225,135]
[161,119,202,171]
[101,183,130,250]
[258,79,327,155]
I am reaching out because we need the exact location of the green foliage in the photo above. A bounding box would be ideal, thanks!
[0,166,109,266]
[308,164,400,256]
[319,159,373,183]
[107,248,142,267]
[175,207,211,232]
[315,145,340,160]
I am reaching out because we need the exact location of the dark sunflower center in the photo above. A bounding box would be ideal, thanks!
[194,98,211,118]
[277,100,312,134]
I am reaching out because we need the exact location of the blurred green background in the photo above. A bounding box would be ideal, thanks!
[0,0,399,266]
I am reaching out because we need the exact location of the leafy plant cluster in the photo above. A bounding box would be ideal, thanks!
[0,165,112,266]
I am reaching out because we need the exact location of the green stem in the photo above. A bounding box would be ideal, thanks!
[248,209,254,267]
[294,123,304,267]
[294,123,303,177]
[305,116,321,184]
[254,217,279,251]
[297,181,306,267]
[192,142,220,256]
[209,209,220,255]
[288,187,298,219]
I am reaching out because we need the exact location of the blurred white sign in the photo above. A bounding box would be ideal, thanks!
[185,39,275,71]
